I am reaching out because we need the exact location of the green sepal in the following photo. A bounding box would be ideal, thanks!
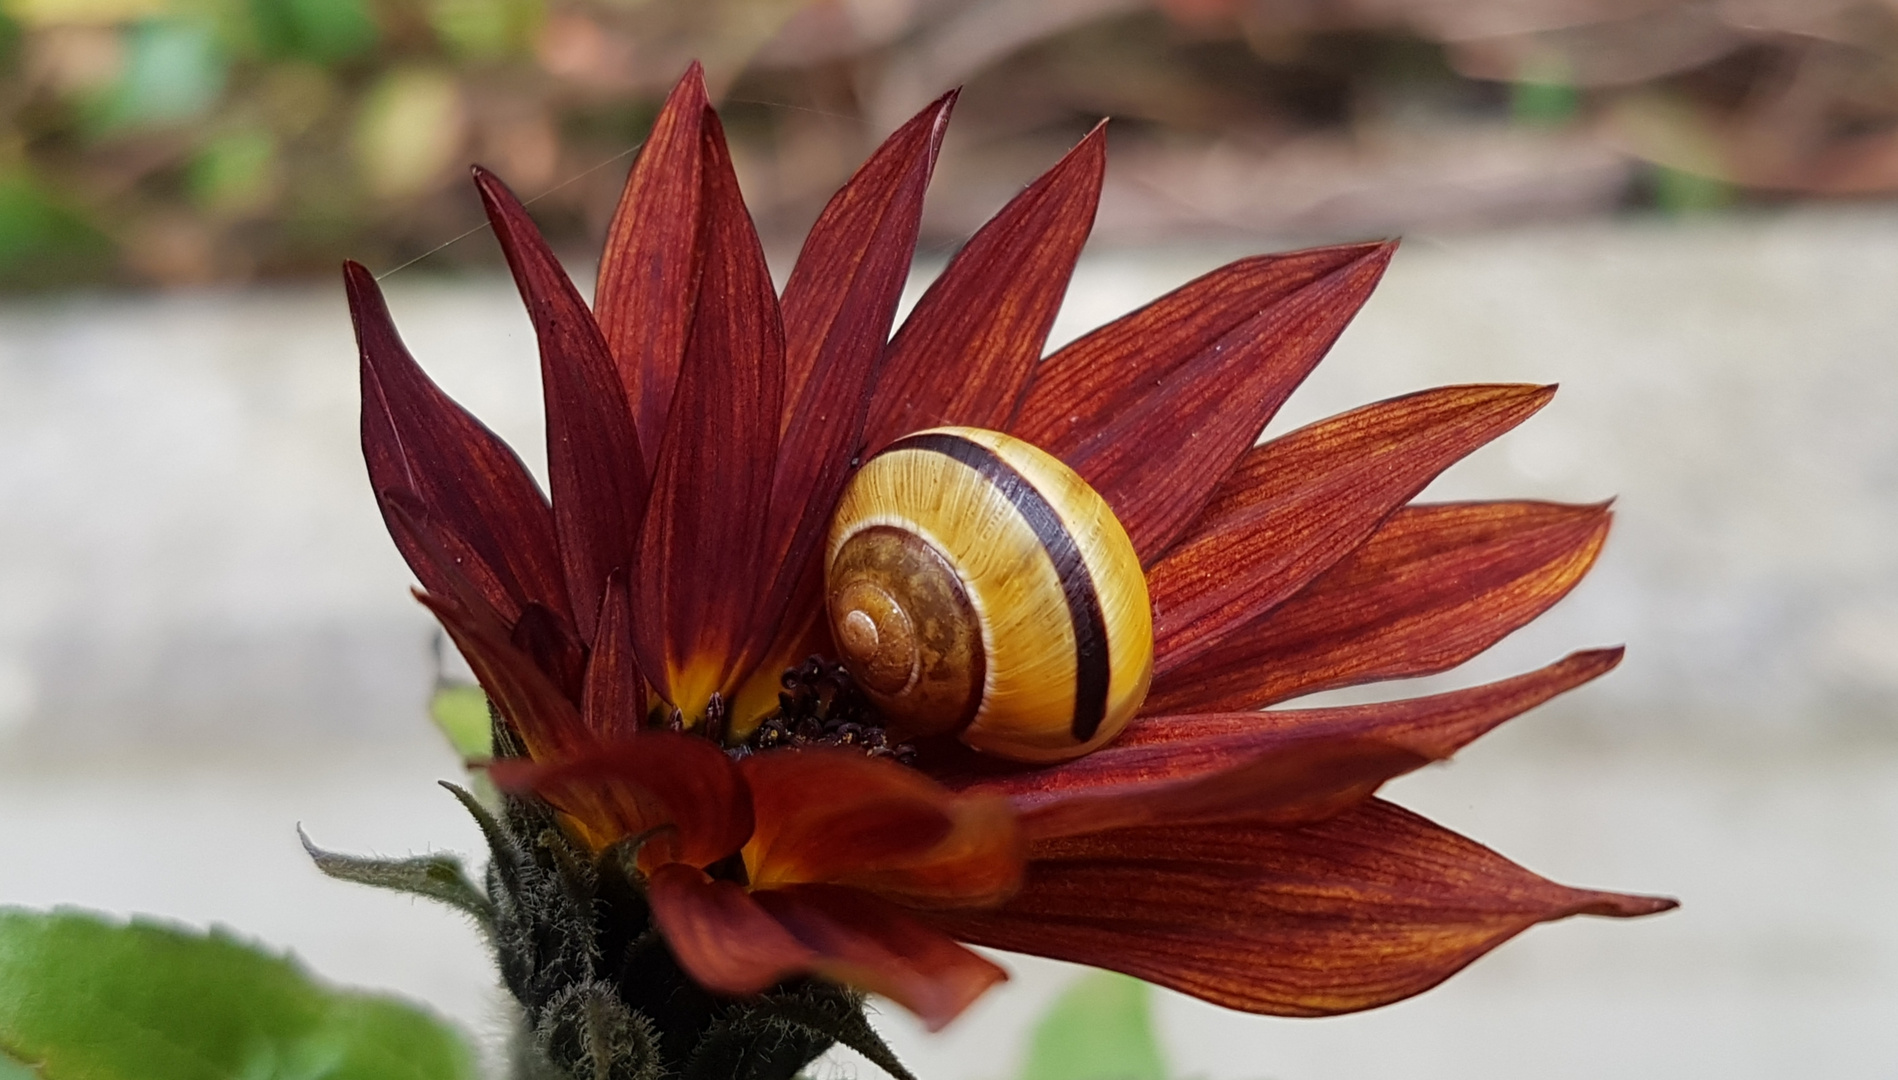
[299,827,495,933]
[1019,972,1168,1080]
[0,907,478,1080]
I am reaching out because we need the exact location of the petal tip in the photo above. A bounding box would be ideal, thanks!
[1525,382,1558,406]
[1583,892,1680,918]
[1576,644,1627,671]
[342,260,382,306]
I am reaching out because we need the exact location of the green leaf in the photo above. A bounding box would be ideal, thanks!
[0,1048,36,1079]
[0,908,479,1080]
[1018,972,1167,1080]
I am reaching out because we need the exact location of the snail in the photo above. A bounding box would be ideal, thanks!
[824,426,1154,763]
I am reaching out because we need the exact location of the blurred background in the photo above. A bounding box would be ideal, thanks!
[3,1,1898,1078]
[4,0,1898,284]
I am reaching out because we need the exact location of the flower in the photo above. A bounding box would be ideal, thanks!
[346,62,1674,1044]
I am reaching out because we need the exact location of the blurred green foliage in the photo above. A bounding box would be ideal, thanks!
[0,0,1880,288]
[1019,972,1169,1080]
[0,167,112,281]
[0,0,590,287]
[249,0,379,63]
[87,17,226,131]
[1650,165,1735,215]
[429,679,492,761]
[0,907,479,1080]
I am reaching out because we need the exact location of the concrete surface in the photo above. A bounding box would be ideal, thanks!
[2,206,1895,1078]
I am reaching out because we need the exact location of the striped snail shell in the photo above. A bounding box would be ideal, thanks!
[823,426,1154,763]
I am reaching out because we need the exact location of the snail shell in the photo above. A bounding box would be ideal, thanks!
[824,426,1153,763]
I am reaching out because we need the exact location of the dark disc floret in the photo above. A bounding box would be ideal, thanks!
[738,656,917,766]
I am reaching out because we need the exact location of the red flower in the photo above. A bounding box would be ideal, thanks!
[347,63,1673,1033]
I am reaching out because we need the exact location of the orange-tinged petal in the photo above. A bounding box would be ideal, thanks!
[581,571,645,741]
[1147,385,1554,669]
[633,107,783,717]
[742,750,949,884]
[647,873,1008,1031]
[933,799,1676,1018]
[595,63,706,468]
[741,749,1024,908]
[861,125,1104,455]
[1010,241,1394,560]
[753,885,1008,1031]
[475,168,647,644]
[727,607,833,743]
[647,863,818,992]
[845,791,1023,911]
[490,734,752,867]
[348,261,569,627]
[1150,500,1611,713]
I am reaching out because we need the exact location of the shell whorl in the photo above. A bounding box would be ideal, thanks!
[824,426,1154,763]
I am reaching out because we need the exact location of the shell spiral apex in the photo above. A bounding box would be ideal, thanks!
[823,426,1154,763]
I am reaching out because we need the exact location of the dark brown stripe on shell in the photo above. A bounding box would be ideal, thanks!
[882,431,1111,742]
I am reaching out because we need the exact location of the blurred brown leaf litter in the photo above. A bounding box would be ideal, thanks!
[0,0,1893,287]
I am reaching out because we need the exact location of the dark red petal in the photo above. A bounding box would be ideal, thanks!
[1149,500,1611,713]
[757,94,956,674]
[594,63,707,467]
[742,749,1023,908]
[933,799,1676,1018]
[1260,646,1624,757]
[1146,384,1555,669]
[632,107,784,716]
[581,571,645,741]
[475,168,647,643]
[754,885,1008,1031]
[778,90,954,430]
[420,591,589,760]
[490,734,752,867]
[1015,739,1427,842]
[381,493,588,755]
[347,261,568,625]
[647,863,817,992]
[860,125,1104,455]
[1010,241,1395,560]
[941,648,1619,815]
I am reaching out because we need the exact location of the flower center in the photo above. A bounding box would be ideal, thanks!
[739,656,916,765]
